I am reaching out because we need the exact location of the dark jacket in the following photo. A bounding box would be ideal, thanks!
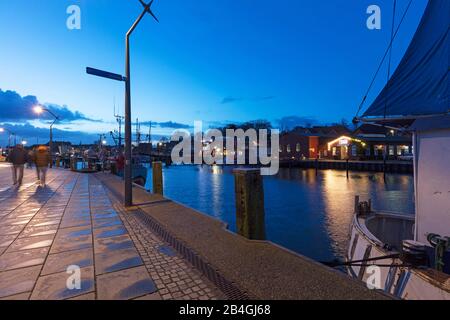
[7,147,28,165]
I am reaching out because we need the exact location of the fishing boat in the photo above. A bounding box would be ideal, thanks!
[347,0,450,299]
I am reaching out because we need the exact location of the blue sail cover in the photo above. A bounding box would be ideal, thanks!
[363,0,449,119]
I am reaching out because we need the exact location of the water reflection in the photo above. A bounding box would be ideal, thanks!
[146,165,414,262]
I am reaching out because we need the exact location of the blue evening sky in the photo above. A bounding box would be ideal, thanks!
[0,0,428,143]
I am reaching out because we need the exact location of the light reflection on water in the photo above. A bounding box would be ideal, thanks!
[145,165,414,262]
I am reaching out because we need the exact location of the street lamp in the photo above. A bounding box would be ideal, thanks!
[86,0,159,207]
[34,105,60,168]
[0,127,16,148]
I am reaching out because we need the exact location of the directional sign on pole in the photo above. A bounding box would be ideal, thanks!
[86,67,126,82]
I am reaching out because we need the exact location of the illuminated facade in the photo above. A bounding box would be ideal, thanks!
[279,125,350,160]
[322,124,413,160]
[280,124,412,161]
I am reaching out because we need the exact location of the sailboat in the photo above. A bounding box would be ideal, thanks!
[347,0,449,299]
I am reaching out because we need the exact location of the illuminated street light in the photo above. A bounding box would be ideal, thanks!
[0,127,16,147]
[33,105,44,114]
[21,140,27,146]
[33,105,60,168]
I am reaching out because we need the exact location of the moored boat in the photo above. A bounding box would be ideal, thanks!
[347,0,450,299]
[348,201,450,299]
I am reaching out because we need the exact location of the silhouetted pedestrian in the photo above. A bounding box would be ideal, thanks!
[33,145,51,187]
[6,144,28,186]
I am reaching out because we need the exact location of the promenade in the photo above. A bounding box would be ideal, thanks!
[0,164,389,300]
[0,164,223,300]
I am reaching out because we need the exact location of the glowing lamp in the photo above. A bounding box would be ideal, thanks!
[33,106,44,114]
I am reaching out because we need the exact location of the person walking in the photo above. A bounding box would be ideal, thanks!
[34,145,51,187]
[116,151,125,178]
[6,144,28,186]
[27,149,34,169]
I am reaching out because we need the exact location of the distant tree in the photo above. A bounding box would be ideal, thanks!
[338,118,357,131]
[217,120,272,133]
[246,120,272,131]
[276,116,317,132]
[340,118,350,128]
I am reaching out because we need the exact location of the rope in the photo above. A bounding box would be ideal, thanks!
[322,253,400,267]
[346,263,409,268]
[355,0,413,119]
[383,0,397,119]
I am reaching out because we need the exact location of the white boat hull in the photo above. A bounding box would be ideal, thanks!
[347,212,450,300]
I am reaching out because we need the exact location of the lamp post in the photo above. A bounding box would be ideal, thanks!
[34,106,60,168]
[123,0,159,207]
[86,0,159,207]
[0,127,16,149]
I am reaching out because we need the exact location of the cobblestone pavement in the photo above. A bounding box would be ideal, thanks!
[0,165,224,300]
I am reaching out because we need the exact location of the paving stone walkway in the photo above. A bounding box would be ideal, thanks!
[0,164,223,300]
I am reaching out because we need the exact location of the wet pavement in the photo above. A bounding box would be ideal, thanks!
[0,164,222,300]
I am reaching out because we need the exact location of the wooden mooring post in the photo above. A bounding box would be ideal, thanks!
[346,159,349,179]
[152,161,163,196]
[233,168,266,240]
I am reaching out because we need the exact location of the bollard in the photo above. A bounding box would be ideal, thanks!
[354,195,360,214]
[346,159,349,179]
[152,161,164,195]
[233,168,266,240]
[315,158,319,176]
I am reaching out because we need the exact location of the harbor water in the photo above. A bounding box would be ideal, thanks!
[145,165,414,263]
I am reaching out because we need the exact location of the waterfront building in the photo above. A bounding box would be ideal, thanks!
[280,124,413,161]
[325,124,413,161]
[279,125,350,160]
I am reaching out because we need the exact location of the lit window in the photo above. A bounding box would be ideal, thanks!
[332,147,337,156]
[389,145,395,156]
[352,145,357,156]
[287,144,291,153]
[296,143,301,152]
[374,145,385,156]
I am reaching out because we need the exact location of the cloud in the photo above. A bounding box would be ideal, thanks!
[0,123,176,147]
[253,96,276,102]
[0,123,99,146]
[221,96,275,104]
[0,89,100,123]
[135,121,193,130]
[221,96,244,104]
[157,121,192,129]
